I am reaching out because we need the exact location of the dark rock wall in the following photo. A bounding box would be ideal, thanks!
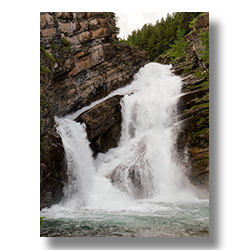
[40,12,149,210]
[75,95,123,156]
[157,12,209,193]
[40,12,209,210]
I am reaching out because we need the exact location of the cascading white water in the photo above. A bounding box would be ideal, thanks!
[41,63,209,237]
[94,62,193,202]
[55,118,95,208]
[55,63,195,209]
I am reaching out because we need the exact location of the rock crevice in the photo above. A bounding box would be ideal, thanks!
[40,12,149,209]
[157,12,209,192]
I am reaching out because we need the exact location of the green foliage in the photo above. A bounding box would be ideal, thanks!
[167,28,188,62]
[61,36,70,45]
[40,216,45,226]
[125,12,201,61]
[192,29,209,79]
[189,17,197,29]
[107,21,113,32]
[41,65,51,74]
[40,47,46,53]
[105,104,112,109]
[85,119,92,126]
[40,47,55,62]
[63,45,71,51]
[199,29,209,65]
[194,69,207,79]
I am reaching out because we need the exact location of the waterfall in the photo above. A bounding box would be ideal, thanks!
[55,118,95,208]
[55,63,196,210]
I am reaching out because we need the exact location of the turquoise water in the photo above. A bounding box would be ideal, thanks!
[40,199,209,237]
[41,64,209,237]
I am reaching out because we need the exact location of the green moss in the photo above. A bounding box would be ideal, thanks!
[194,68,209,79]
[197,117,206,127]
[85,119,92,126]
[184,101,209,113]
[63,45,71,51]
[61,36,71,45]
[41,94,46,106]
[107,21,113,32]
[195,156,209,163]
[40,47,55,62]
[195,127,209,136]
[41,65,51,74]
[41,93,52,109]
[187,91,209,105]
[105,104,112,109]
[199,81,209,89]
[197,107,209,114]
[40,47,46,53]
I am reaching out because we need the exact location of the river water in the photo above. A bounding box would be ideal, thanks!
[40,63,209,237]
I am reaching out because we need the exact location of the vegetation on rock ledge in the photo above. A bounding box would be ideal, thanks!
[123,12,201,61]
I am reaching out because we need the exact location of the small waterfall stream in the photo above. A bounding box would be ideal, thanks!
[40,63,209,237]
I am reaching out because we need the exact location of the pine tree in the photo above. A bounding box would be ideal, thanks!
[125,12,201,61]
[167,27,188,61]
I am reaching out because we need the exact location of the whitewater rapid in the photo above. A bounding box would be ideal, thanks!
[53,63,198,210]
[41,63,208,237]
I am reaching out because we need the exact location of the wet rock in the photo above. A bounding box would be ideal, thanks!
[107,141,156,199]
[158,13,209,192]
[185,12,209,68]
[75,95,123,156]
[40,12,149,209]
[40,126,67,210]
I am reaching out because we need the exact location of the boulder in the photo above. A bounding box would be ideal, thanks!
[75,95,123,156]
[107,141,156,199]
[40,12,149,209]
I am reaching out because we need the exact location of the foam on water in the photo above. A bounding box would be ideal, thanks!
[41,63,209,236]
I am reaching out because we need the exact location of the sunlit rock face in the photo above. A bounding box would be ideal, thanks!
[40,12,149,210]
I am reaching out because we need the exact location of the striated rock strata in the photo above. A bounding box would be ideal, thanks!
[40,12,149,209]
[157,12,209,193]
[75,95,123,156]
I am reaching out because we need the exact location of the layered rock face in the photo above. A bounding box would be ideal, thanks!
[75,95,123,156]
[40,12,148,135]
[40,12,149,209]
[157,13,209,193]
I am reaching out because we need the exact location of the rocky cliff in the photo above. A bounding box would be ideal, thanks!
[40,12,149,209]
[157,12,209,193]
[40,12,209,210]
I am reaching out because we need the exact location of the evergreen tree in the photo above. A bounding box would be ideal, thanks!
[167,27,188,61]
[126,12,201,61]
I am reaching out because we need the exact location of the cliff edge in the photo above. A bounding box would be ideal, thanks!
[157,12,209,194]
[40,12,149,209]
